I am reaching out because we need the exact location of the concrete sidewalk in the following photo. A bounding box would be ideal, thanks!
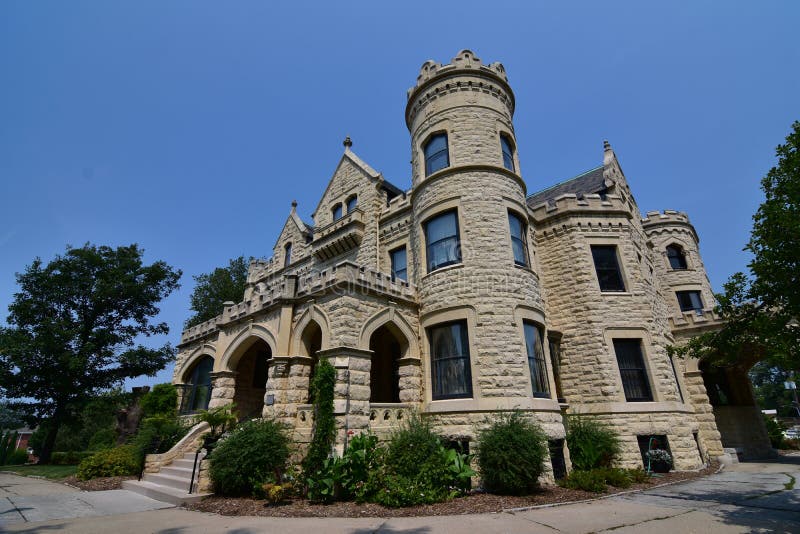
[0,472,173,526]
[1,456,799,533]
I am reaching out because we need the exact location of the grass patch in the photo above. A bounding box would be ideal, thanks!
[1,464,78,479]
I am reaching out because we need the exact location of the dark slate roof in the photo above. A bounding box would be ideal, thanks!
[526,166,607,208]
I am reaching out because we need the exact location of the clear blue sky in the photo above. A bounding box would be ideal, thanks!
[1,2,798,388]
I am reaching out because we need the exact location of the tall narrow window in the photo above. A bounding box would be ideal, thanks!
[284,242,292,267]
[332,203,343,221]
[548,336,565,402]
[346,195,358,213]
[429,320,472,400]
[591,245,626,292]
[424,133,449,176]
[508,211,529,266]
[666,245,687,270]
[523,321,550,398]
[676,290,704,314]
[390,246,408,281]
[500,134,515,171]
[181,356,213,414]
[424,210,461,272]
[613,339,653,402]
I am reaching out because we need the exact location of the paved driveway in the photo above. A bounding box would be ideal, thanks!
[1,456,799,533]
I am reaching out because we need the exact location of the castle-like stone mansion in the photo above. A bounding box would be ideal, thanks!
[172,50,770,473]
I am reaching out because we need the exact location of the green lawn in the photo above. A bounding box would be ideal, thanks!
[1,464,78,479]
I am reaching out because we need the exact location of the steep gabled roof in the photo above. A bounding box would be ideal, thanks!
[526,166,607,208]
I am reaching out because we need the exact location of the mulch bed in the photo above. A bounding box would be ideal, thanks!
[63,475,136,491]
[188,462,719,518]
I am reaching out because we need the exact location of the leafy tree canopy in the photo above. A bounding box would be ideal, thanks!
[674,121,800,369]
[0,243,181,462]
[185,256,251,328]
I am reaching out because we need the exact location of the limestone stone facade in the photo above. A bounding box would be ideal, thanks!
[173,50,763,474]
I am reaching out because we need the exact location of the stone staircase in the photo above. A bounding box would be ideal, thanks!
[123,450,210,505]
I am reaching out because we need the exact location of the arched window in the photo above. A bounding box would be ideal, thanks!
[424,133,449,176]
[369,324,406,403]
[332,203,343,221]
[300,321,322,402]
[181,356,213,414]
[666,245,687,270]
[500,134,515,171]
[284,242,292,267]
[346,195,358,213]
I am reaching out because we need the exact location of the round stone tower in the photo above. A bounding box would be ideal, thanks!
[406,50,562,442]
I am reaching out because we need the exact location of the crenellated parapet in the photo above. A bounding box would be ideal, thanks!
[405,49,514,129]
[642,210,699,243]
[530,193,635,230]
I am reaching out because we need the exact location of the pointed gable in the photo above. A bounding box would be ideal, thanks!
[272,201,313,268]
[312,148,385,229]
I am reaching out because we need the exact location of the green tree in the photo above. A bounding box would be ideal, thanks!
[185,256,251,328]
[749,363,799,417]
[0,244,181,463]
[675,122,800,370]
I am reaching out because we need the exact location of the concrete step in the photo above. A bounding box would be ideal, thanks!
[171,458,198,469]
[183,451,205,461]
[142,472,193,491]
[723,447,741,464]
[122,479,209,506]
[160,466,195,479]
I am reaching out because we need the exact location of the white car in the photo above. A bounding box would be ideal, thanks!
[784,426,800,440]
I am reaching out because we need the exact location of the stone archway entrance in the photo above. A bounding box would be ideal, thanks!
[369,324,405,403]
[233,340,272,419]
[700,359,772,459]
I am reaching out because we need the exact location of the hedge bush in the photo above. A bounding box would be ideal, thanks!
[130,415,188,467]
[565,416,621,471]
[559,467,647,493]
[363,415,471,507]
[76,445,139,480]
[4,449,29,465]
[209,418,291,496]
[476,412,548,495]
[140,383,178,417]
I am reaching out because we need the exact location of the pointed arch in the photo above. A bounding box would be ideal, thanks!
[359,307,420,359]
[177,343,217,383]
[221,324,278,372]
[291,305,331,355]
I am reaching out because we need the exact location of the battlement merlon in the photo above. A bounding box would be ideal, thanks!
[529,193,635,225]
[641,210,700,243]
[405,49,514,128]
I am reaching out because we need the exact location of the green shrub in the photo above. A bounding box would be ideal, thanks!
[476,411,548,495]
[302,359,336,481]
[140,383,178,417]
[50,451,94,465]
[195,404,238,439]
[209,418,291,496]
[88,428,117,451]
[0,430,19,465]
[363,415,469,507]
[764,416,787,449]
[559,469,608,493]
[130,415,189,467]
[337,432,382,501]
[76,445,139,480]
[565,416,621,471]
[4,449,29,465]
[599,467,632,489]
[627,467,650,483]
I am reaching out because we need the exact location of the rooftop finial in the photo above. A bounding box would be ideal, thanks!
[291,200,298,212]
[603,139,612,151]
[343,136,353,149]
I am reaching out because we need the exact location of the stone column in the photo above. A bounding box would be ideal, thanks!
[398,357,422,403]
[208,370,236,409]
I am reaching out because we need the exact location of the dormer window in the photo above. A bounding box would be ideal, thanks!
[346,195,358,213]
[500,134,515,171]
[666,245,688,270]
[424,133,449,176]
[284,242,292,267]
[332,203,343,221]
